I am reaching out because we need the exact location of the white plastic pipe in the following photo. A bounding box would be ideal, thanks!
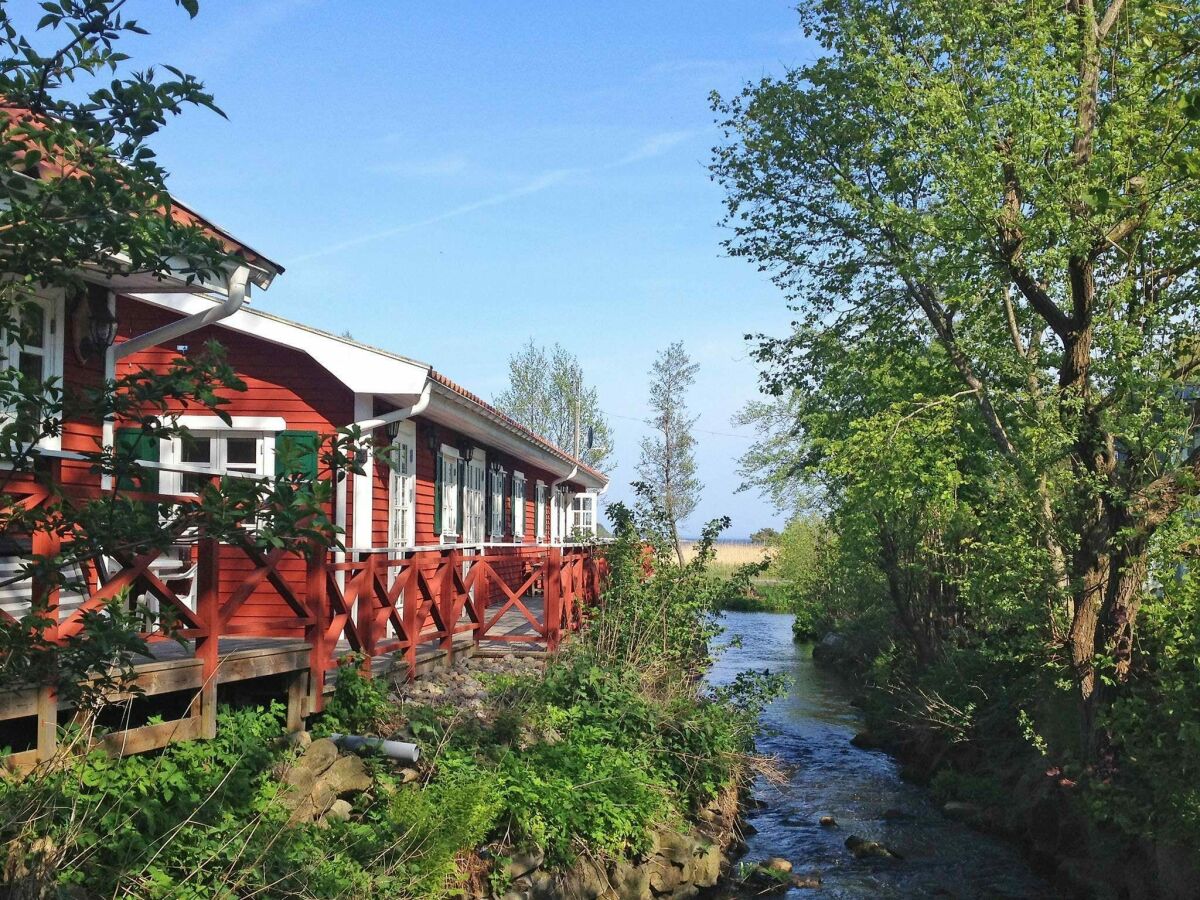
[329,733,420,763]
[115,264,251,359]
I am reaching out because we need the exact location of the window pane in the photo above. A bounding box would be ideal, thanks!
[19,305,43,348]
[226,437,257,466]
[181,439,212,465]
[17,351,42,380]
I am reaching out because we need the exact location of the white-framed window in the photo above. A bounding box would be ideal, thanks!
[463,452,486,544]
[488,464,506,539]
[554,486,572,543]
[160,430,274,495]
[388,422,416,548]
[535,481,547,543]
[2,290,66,451]
[512,471,526,540]
[438,444,460,540]
[571,492,597,536]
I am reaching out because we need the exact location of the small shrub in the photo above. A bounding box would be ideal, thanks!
[316,654,393,736]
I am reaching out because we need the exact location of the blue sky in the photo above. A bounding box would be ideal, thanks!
[39,1,818,538]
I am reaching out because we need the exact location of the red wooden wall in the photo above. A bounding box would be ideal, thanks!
[115,297,356,635]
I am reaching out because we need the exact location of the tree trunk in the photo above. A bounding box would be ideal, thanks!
[1067,495,1151,758]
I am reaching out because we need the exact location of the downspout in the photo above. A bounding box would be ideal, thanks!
[115,264,252,360]
[350,380,432,432]
[341,379,433,555]
[550,465,579,544]
[102,265,252,487]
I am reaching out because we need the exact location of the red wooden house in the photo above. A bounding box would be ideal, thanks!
[0,205,608,767]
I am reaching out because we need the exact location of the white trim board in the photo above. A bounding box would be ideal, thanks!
[170,415,287,432]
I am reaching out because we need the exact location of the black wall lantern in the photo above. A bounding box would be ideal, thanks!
[70,282,118,362]
[425,423,438,452]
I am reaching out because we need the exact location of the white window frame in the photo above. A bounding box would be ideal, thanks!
[463,449,486,544]
[512,471,526,540]
[553,486,572,543]
[2,289,66,452]
[488,464,507,540]
[438,443,460,541]
[160,428,275,496]
[535,481,547,544]
[571,492,597,536]
[388,420,416,548]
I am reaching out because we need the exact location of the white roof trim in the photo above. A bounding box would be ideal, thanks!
[126,293,430,397]
[170,414,287,432]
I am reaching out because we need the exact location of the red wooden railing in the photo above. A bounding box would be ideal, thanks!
[1,465,607,726]
[304,544,605,709]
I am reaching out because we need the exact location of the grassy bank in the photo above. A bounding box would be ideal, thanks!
[808,572,1200,897]
[0,505,778,899]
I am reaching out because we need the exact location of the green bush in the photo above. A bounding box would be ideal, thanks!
[0,496,780,897]
[316,654,393,736]
[416,648,777,869]
[0,703,500,899]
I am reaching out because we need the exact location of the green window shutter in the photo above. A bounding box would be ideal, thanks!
[511,478,518,536]
[434,453,443,536]
[275,430,319,481]
[115,427,159,493]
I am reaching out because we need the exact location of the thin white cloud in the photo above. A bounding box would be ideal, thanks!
[643,59,741,79]
[290,168,576,262]
[370,153,470,178]
[613,130,699,166]
[291,130,699,264]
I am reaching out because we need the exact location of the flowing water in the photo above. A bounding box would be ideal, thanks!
[708,612,1053,899]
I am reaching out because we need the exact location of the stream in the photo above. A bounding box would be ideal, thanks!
[708,612,1053,899]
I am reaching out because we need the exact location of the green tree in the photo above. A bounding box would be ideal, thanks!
[494,339,613,470]
[749,527,778,545]
[0,3,357,698]
[637,341,701,565]
[712,0,1200,755]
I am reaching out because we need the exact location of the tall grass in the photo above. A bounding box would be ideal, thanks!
[679,540,772,579]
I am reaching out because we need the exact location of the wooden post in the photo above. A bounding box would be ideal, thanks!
[545,546,562,651]
[358,553,377,675]
[285,671,307,732]
[31,524,61,762]
[440,547,457,661]
[470,553,485,647]
[305,548,329,714]
[194,536,221,739]
[562,550,575,633]
[403,555,421,679]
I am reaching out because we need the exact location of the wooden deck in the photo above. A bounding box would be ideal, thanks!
[0,540,604,771]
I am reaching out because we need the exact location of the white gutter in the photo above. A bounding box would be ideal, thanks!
[102,264,254,489]
[115,264,252,359]
[350,381,432,432]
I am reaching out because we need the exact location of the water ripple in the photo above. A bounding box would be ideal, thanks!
[708,612,1053,899]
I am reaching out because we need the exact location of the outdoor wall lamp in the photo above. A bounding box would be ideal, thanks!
[425,424,438,452]
[385,419,401,443]
[70,282,118,363]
